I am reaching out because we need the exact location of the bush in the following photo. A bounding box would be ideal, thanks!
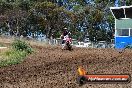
[12,39,33,54]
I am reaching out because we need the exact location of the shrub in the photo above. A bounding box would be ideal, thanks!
[12,39,33,54]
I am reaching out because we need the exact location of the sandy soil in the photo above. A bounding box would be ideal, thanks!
[0,45,132,88]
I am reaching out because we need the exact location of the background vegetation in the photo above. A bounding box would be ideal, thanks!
[0,0,131,42]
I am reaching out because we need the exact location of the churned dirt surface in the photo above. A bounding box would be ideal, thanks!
[0,45,132,88]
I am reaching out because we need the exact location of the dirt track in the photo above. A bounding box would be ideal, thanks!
[0,46,132,88]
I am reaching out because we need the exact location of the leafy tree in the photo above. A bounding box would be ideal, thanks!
[126,0,132,5]
[0,0,115,42]
[33,1,76,38]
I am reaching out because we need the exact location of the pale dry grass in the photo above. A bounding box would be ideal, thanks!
[0,36,51,47]
[0,47,9,60]
[0,47,8,53]
[26,40,50,47]
[0,36,14,44]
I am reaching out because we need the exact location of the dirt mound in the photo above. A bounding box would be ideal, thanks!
[0,46,132,88]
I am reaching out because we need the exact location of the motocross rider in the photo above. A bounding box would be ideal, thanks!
[60,27,72,45]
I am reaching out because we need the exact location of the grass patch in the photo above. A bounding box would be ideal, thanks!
[0,39,33,67]
[0,50,27,67]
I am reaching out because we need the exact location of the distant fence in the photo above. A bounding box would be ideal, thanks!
[46,38,115,48]
[45,38,61,45]
[0,35,115,48]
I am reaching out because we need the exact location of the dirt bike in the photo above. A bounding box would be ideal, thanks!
[62,40,72,51]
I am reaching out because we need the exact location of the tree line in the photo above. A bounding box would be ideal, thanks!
[0,0,131,42]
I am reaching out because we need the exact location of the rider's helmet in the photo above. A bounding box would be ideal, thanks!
[64,27,67,30]
[63,28,68,36]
